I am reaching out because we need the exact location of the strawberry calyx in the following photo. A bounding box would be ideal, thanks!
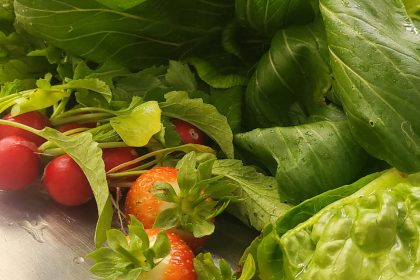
[193,252,256,280]
[87,215,171,280]
[150,151,239,238]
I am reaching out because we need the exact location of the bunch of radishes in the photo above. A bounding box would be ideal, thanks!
[0,111,208,207]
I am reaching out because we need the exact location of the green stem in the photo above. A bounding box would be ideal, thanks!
[50,97,69,119]
[107,170,147,179]
[42,141,128,157]
[50,112,113,126]
[107,144,215,174]
[0,119,41,136]
[51,107,117,121]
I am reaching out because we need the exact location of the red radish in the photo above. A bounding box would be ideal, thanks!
[0,111,49,146]
[43,154,93,206]
[102,147,138,172]
[57,122,96,133]
[141,229,197,280]
[172,119,208,145]
[0,136,40,191]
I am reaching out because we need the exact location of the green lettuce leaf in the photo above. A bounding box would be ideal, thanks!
[249,171,387,279]
[235,0,318,37]
[319,0,420,172]
[160,91,234,158]
[14,0,235,69]
[243,19,331,129]
[235,110,368,204]
[278,169,420,279]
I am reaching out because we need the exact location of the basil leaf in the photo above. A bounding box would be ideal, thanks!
[320,0,420,172]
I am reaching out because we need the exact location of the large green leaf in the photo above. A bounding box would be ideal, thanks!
[212,159,290,231]
[252,171,382,280]
[235,0,318,37]
[14,0,235,69]
[243,19,331,129]
[319,0,420,172]
[278,169,420,279]
[235,111,368,204]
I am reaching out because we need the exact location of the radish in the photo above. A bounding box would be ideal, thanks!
[0,111,49,146]
[0,136,41,191]
[102,147,138,172]
[43,154,93,206]
[172,119,208,145]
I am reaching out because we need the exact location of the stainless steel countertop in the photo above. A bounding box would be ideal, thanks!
[0,187,257,280]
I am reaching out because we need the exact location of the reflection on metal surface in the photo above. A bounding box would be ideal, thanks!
[20,216,48,243]
[0,186,258,279]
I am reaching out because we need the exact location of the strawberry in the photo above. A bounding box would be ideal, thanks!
[88,215,196,280]
[125,152,237,251]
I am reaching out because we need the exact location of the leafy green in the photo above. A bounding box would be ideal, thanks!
[278,169,420,279]
[403,0,420,22]
[194,253,256,280]
[165,60,197,92]
[14,0,235,69]
[210,86,244,133]
[253,172,382,279]
[235,0,318,37]
[186,51,249,89]
[243,19,331,129]
[160,91,234,158]
[212,159,290,231]
[235,116,368,203]
[0,77,113,116]
[87,215,170,280]
[319,0,420,173]
[110,101,161,147]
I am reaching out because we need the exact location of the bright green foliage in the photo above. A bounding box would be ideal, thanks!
[320,0,420,172]
[235,111,368,204]
[87,215,171,280]
[243,19,331,129]
[14,0,235,69]
[194,253,256,280]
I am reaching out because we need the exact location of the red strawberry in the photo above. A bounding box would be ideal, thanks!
[142,228,196,280]
[125,152,237,251]
[88,215,196,280]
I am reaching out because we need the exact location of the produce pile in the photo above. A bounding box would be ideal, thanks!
[0,0,419,279]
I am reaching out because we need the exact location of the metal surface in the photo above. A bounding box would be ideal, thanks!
[0,187,257,280]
